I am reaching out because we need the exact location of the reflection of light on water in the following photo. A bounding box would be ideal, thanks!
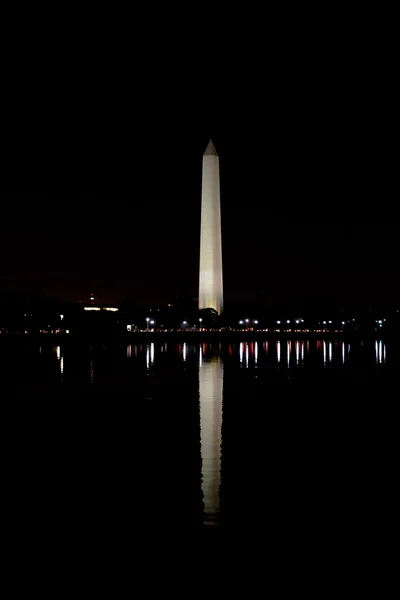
[255,342,258,364]
[199,346,203,367]
[90,360,93,383]
[277,341,281,363]
[239,343,243,364]
[200,357,223,525]
[301,341,304,362]
[55,346,63,374]
[342,342,345,364]
[375,340,386,364]
[150,342,155,365]
[127,345,132,358]
[245,344,249,368]
[287,341,290,367]
[323,341,327,366]
[183,343,187,362]
[296,341,300,364]
[146,346,150,370]
[329,342,332,364]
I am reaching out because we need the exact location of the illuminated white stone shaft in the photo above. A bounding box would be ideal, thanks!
[199,139,223,314]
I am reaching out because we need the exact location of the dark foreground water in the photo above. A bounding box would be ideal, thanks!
[2,337,399,536]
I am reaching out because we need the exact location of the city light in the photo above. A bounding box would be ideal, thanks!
[103,307,118,312]
[286,320,290,324]
[60,314,64,320]
[239,320,244,325]
[254,320,259,325]
[84,307,101,311]
[277,320,281,325]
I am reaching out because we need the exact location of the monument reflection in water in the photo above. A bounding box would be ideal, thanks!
[199,348,223,525]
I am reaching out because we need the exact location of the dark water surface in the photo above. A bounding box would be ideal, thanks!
[2,338,399,534]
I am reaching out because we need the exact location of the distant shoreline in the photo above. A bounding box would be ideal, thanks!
[0,330,392,344]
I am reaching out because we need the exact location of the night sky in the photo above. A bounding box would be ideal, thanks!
[2,43,398,309]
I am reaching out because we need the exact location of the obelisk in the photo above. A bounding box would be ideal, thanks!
[199,139,223,314]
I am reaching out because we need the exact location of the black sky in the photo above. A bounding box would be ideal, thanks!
[2,31,398,308]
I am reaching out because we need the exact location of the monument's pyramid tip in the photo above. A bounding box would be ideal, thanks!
[204,139,218,156]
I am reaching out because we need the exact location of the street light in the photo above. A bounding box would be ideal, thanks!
[146,317,150,330]
[254,320,259,325]
[277,320,281,325]
[239,320,244,325]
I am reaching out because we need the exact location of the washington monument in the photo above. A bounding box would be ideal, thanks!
[199,139,224,314]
